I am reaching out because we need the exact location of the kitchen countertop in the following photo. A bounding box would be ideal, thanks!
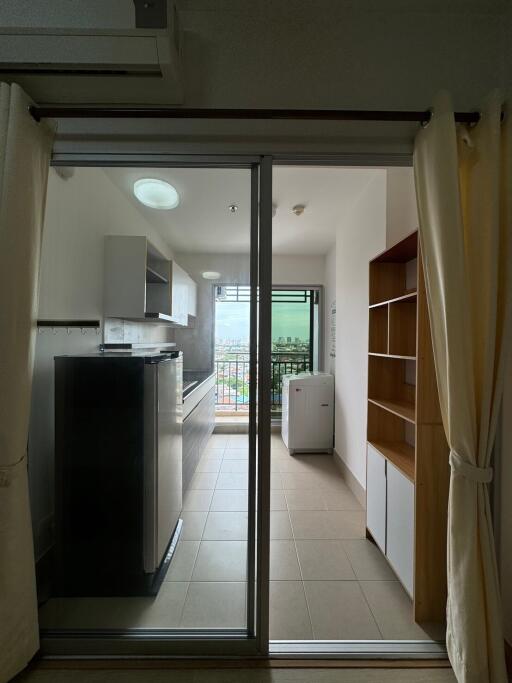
[183,370,215,400]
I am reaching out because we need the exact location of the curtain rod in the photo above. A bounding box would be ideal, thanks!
[28,106,481,125]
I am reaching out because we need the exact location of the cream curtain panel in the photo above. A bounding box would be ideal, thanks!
[0,83,54,683]
[414,91,511,683]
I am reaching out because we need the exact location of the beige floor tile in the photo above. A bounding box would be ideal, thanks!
[290,510,366,540]
[191,540,247,581]
[271,457,284,472]
[216,472,249,489]
[295,540,356,580]
[39,584,190,630]
[182,489,214,512]
[128,582,189,628]
[220,459,249,473]
[284,489,327,511]
[322,487,363,511]
[280,472,322,490]
[304,581,381,640]
[223,448,249,460]
[180,582,246,629]
[195,455,223,473]
[269,581,313,639]
[165,541,200,581]
[203,511,248,540]
[227,434,249,447]
[269,540,301,580]
[189,471,219,490]
[270,491,287,511]
[270,511,294,540]
[180,510,208,540]
[271,472,283,490]
[210,489,248,512]
[206,435,229,448]
[276,457,314,473]
[270,445,290,459]
[342,539,396,580]
[359,581,446,641]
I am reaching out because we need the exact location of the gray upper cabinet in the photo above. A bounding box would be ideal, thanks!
[104,235,196,326]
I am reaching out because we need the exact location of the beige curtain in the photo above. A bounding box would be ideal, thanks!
[414,91,511,683]
[0,83,54,683]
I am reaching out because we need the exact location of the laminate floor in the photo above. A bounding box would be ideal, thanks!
[16,665,456,683]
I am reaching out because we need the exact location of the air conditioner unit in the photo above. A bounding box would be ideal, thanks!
[0,2,182,105]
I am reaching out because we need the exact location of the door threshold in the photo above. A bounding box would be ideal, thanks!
[269,640,448,660]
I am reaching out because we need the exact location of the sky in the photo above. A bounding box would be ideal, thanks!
[215,301,310,342]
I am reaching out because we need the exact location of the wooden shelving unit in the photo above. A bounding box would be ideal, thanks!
[366,230,450,624]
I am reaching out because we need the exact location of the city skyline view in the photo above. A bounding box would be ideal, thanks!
[215,300,311,343]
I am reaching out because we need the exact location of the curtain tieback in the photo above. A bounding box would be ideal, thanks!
[449,451,493,484]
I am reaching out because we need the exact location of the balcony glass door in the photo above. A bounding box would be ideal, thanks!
[271,288,320,418]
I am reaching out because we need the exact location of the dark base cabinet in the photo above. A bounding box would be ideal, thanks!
[182,387,215,495]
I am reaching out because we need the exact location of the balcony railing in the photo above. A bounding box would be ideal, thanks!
[214,352,310,413]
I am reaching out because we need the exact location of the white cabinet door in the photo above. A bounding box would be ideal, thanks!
[386,462,414,596]
[170,262,190,325]
[187,276,197,317]
[366,444,387,553]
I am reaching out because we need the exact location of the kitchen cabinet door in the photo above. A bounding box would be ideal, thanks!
[171,261,190,325]
[366,444,386,553]
[386,461,414,596]
[187,277,197,317]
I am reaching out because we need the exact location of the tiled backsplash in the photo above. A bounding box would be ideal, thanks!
[104,318,176,345]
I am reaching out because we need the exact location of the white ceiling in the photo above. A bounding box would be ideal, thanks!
[103,166,380,256]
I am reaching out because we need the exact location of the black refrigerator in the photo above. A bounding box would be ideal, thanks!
[54,351,183,597]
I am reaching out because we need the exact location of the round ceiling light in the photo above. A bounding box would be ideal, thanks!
[202,271,221,280]
[133,178,180,210]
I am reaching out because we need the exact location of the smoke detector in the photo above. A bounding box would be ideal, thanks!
[228,203,238,213]
[292,204,305,216]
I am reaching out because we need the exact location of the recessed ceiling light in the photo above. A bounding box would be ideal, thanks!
[202,271,221,280]
[133,178,180,210]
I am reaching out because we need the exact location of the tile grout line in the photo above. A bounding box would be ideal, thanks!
[276,445,315,639]
[178,438,227,627]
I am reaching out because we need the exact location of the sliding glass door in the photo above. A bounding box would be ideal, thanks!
[33,155,273,656]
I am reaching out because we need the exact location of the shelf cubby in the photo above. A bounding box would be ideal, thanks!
[389,299,417,357]
[368,355,416,423]
[369,305,388,354]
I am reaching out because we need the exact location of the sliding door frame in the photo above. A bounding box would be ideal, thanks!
[39,153,273,658]
[40,148,445,662]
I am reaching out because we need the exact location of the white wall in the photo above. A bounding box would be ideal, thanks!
[38,168,172,320]
[386,168,419,247]
[6,1,507,114]
[273,254,326,286]
[29,167,174,559]
[333,173,387,488]
[323,247,336,376]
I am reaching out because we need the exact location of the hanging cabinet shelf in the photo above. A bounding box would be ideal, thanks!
[104,235,197,326]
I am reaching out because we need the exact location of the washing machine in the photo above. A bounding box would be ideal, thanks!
[281,372,334,454]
